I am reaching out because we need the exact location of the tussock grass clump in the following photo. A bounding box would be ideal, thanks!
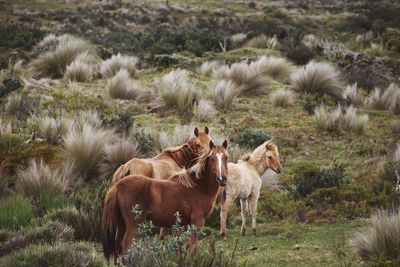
[291,61,343,99]
[245,34,279,49]
[75,110,103,129]
[0,119,12,138]
[270,89,295,107]
[193,99,216,122]
[0,194,33,230]
[159,125,193,149]
[213,62,270,96]
[250,56,295,81]
[16,159,69,199]
[108,69,144,100]
[64,59,93,82]
[38,117,70,145]
[99,139,142,179]
[365,83,400,111]
[209,79,239,110]
[0,241,103,267]
[343,83,364,106]
[315,105,368,134]
[196,61,221,76]
[302,34,321,48]
[155,69,196,115]
[100,53,138,78]
[364,43,385,57]
[5,93,33,120]
[64,122,114,181]
[30,34,95,79]
[351,208,400,264]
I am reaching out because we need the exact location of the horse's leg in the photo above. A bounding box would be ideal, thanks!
[220,196,234,240]
[159,227,165,240]
[188,226,198,253]
[248,194,259,235]
[240,199,248,236]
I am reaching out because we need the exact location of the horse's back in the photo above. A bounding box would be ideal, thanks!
[112,158,154,184]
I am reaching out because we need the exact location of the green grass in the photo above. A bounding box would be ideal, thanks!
[0,194,33,230]
[217,220,367,267]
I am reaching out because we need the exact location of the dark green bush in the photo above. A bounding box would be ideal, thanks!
[334,15,371,33]
[33,191,72,216]
[292,162,345,199]
[132,129,159,156]
[302,96,317,115]
[0,242,104,267]
[0,21,44,50]
[236,128,271,149]
[107,111,133,134]
[0,77,22,98]
[0,194,34,230]
[153,54,180,68]
[382,31,400,53]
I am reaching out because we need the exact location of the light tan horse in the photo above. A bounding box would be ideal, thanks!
[220,141,282,239]
[112,127,212,184]
[102,140,229,263]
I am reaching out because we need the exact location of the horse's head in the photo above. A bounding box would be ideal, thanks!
[264,141,282,174]
[207,140,228,186]
[190,127,212,154]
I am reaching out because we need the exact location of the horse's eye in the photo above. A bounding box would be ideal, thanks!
[268,156,272,160]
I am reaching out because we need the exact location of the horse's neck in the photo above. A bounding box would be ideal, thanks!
[193,166,220,198]
[245,152,268,176]
[165,145,196,168]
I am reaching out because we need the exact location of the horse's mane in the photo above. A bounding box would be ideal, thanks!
[239,140,277,163]
[175,150,209,188]
[160,138,197,168]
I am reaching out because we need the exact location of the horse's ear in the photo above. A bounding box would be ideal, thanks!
[204,126,209,134]
[209,140,215,149]
[265,140,273,150]
[222,139,228,149]
[194,127,199,137]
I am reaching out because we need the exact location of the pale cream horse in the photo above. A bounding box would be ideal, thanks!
[220,141,282,239]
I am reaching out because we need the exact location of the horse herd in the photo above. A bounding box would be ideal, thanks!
[101,127,282,262]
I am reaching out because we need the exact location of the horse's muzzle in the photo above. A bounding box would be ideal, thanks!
[216,176,227,186]
[274,167,282,174]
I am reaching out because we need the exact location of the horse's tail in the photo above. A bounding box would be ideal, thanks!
[102,186,123,263]
[112,164,130,184]
[214,188,226,209]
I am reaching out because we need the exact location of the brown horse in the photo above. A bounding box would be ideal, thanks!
[102,140,229,263]
[111,127,212,184]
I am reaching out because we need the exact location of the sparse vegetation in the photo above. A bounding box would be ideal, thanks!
[291,61,343,99]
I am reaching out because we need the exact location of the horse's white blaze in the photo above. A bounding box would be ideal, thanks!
[216,153,223,177]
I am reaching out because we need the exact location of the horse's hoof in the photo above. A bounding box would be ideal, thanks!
[241,229,246,236]
[252,229,257,235]
[220,232,227,240]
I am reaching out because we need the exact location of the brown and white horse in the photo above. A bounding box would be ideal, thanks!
[220,141,282,239]
[111,127,212,184]
[102,140,229,263]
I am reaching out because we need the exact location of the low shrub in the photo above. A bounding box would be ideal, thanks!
[291,61,343,99]
[292,162,345,199]
[302,95,318,115]
[351,208,400,264]
[0,241,103,267]
[0,194,33,230]
[270,89,295,107]
[107,111,134,134]
[236,128,271,149]
[0,221,74,257]
[0,76,22,98]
